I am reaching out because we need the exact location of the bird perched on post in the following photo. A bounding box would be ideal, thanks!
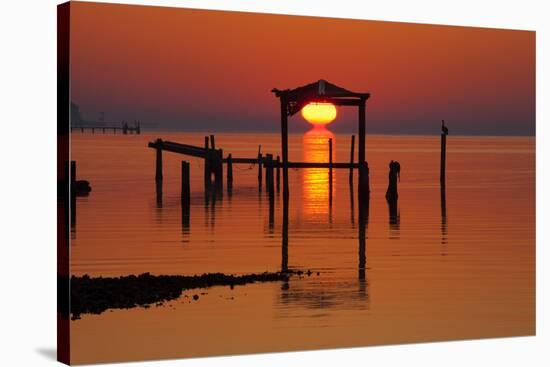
[441,120,449,135]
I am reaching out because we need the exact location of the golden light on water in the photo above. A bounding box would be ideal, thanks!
[301,103,337,125]
[302,127,336,217]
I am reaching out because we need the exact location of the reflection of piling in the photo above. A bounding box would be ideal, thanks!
[227,153,233,193]
[440,185,448,246]
[281,190,289,273]
[349,135,355,184]
[388,198,399,238]
[358,195,368,281]
[349,180,355,225]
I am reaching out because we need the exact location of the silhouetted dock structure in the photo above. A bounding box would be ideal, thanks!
[72,121,141,134]
[147,80,450,252]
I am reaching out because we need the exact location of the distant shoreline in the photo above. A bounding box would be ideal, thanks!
[73,129,535,139]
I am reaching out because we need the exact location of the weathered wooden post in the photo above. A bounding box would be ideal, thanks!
[280,93,289,199]
[210,134,216,150]
[215,148,223,190]
[257,151,263,191]
[227,153,233,192]
[276,155,281,193]
[440,120,448,187]
[358,161,370,200]
[155,139,163,182]
[70,160,76,192]
[265,153,271,192]
[358,97,368,197]
[349,135,355,184]
[181,161,190,206]
[329,138,333,203]
[267,155,275,229]
[385,160,400,202]
[181,160,191,231]
[266,154,274,195]
[70,161,76,228]
[204,136,211,185]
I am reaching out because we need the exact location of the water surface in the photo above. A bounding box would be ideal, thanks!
[70,131,535,364]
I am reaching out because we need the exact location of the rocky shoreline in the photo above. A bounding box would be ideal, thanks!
[71,272,291,319]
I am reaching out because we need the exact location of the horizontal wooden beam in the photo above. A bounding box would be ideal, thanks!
[148,140,207,158]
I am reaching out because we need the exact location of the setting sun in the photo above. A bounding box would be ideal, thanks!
[301,103,337,125]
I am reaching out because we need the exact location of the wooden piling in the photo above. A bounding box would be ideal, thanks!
[181,161,190,206]
[329,138,333,203]
[280,94,289,198]
[440,120,447,187]
[204,136,210,185]
[349,135,355,184]
[265,153,272,192]
[359,161,370,200]
[155,139,163,182]
[276,155,281,193]
[70,161,76,227]
[70,160,76,192]
[227,153,233,191]
[266,154,274,195]
[210,135,216,150]
[215,148,223,189]
[358,98,367,197]
[258,152,263,191]
[385,161,399,201]
[267,155,275,228]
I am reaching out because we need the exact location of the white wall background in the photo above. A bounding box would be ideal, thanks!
[0,0,547,366]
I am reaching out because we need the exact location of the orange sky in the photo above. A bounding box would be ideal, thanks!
[69,2,535,135]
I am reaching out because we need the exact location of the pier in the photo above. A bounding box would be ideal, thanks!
[72,121,141,134]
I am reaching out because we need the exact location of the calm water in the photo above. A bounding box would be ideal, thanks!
[70,130,535,364]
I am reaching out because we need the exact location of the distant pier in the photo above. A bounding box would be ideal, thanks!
[71,121,141,135]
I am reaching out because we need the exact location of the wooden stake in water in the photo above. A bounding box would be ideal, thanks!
[276,155,281,193]
[181,161,190,206]
[329,138,333,204]
[440,120,448,187]
[155,139,163,182]
[204,136,210,185]
[349,135,355,184]
[227,153,233,191]
[258,147,263,191]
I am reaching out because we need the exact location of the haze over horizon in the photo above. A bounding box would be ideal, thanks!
[70,3,535,136]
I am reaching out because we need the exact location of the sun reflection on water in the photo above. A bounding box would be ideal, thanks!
[302,126,336,218]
